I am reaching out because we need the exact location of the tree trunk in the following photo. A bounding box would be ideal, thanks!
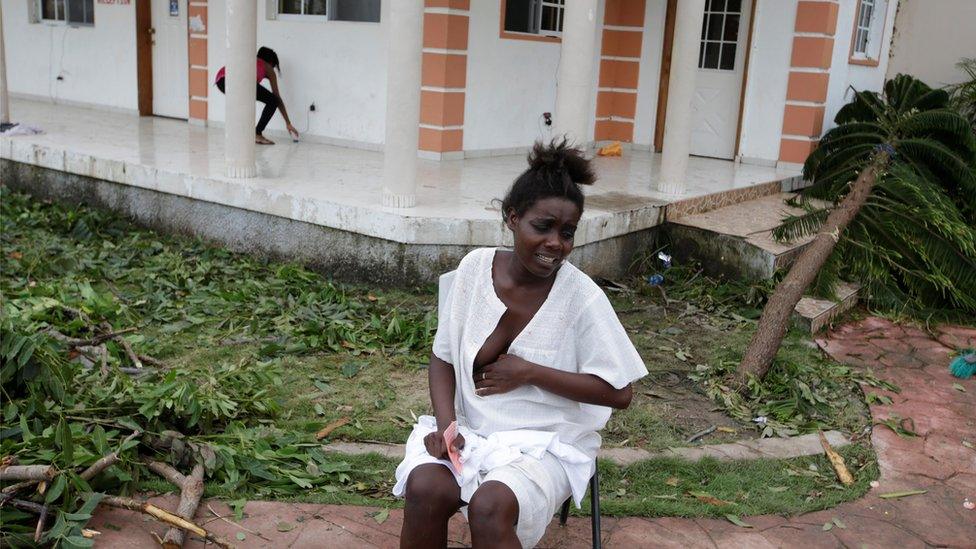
[735,153,888,385]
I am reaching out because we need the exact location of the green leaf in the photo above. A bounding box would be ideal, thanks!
[236,532,247,541]
[56,417,74,466]
[340,363,362,378]
[725,514,753,528]
[45,474,67,504]
[276,521,295,532]
[822,521,834,531]
[62,535,95,548]
[373,509,389,524]
[832,517,847,529]
[878,489,927,499]
[952,383,966,392]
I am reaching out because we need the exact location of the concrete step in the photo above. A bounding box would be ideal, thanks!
[665,192,860,333]
[664,174,808,221]
[794,281,862,333]
[667,192,815,281]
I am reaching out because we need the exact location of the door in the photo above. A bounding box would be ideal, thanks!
[151,0,188,119]
[690,0,751,159]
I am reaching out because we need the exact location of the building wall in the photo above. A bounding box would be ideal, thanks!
[1,0,138,112]
[887,0,976,88]
[463,1,592,153]
[738,0,799,164]
[206,0,389,146]
[824,0,897,128]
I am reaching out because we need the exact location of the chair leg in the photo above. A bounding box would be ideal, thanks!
[559,498,570,526]
[590,469,601,549]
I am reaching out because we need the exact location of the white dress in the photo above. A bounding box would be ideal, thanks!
[393,248,648,546]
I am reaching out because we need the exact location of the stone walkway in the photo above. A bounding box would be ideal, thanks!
[89,318,975,548]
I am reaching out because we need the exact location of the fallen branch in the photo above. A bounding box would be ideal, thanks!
[0,465,56,482]
[819,430,854,486]
[96,495,233,549]
[162,464,205,549]
[685,425,717,444]
[100,322,142,368]
[1,480,39,495]
[43,326,136,348]
[137,354,168,368]
[315,417,351,441]
[0,494,49,542]
[147,460,209,548]
[79,432,140,482]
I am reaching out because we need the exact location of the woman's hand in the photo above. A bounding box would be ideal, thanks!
[424,430,465,460]
[473,354,534,397]
[286,123,300,140]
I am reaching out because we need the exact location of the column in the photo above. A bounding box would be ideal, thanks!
[0,3,10,126]
[553,0,599,147]
[594,0,647,143]
[224,0,257,178]
[658,0,706,195]
[418,0,470,160]
[779,1,839,165]
[383,0,425,208]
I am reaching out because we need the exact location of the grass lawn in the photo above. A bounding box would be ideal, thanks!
[1,189,879,519]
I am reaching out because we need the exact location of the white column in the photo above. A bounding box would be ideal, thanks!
[658,0,706,195]
[0,3,10,126]
[224,0,257,178]
[382,0,424,209]
[553,0,599,147]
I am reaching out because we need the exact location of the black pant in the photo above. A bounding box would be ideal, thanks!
[215,79,279,135]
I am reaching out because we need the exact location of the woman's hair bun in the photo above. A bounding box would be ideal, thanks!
[499,138,596,221]
[527,138,596,188]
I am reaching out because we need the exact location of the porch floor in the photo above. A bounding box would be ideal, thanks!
[0,99,801,247]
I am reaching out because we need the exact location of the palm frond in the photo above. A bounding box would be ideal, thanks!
[772,207,830,243]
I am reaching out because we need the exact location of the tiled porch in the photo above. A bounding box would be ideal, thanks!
[0,99,802,280]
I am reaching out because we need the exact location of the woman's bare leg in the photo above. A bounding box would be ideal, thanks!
[400,464,463,549]
[467,481,520,549]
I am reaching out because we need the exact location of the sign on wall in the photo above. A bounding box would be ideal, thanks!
[170,0,179,16]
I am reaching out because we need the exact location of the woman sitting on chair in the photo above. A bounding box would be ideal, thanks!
[394,140,648,548]
[214,46,299,145]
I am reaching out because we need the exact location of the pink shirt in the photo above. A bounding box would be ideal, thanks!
[215,59,266,84]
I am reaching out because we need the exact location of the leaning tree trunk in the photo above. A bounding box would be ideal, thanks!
[735,152,889,385]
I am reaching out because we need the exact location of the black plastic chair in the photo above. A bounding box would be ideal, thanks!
[558,467,601,549]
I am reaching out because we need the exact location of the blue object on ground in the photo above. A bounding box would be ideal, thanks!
[949,350,976,379]
[648,274,664,286]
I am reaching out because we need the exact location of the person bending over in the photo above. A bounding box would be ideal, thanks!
[394,139,649,548]
[214,46,299,145]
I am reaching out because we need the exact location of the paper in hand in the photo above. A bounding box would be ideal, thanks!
[443,420,463,473]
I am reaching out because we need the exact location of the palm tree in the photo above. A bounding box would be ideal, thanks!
[735,74,976,385]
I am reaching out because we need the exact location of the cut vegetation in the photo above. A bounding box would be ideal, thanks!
[1,191,883,544]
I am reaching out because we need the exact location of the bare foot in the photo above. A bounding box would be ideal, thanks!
[255,135,274,145]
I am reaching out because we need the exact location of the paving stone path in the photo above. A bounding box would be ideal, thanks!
[90,317,975,548]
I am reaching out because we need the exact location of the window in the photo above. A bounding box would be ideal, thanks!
[276,0,380,22]
[38,0,94,26]
[698,0,742,71]
[852,0,874,55]
[504,0,565,36]
[849,0,888,64]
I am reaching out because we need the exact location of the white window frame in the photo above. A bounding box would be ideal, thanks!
[34,0,95,27]
[503,0,565,38]
[538,0,565,37]
[852,0,874,56]
[270,0,380,23]
[849,0,887,63]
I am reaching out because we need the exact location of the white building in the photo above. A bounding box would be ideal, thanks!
[2,0,899,163]
[0,0,906,281]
